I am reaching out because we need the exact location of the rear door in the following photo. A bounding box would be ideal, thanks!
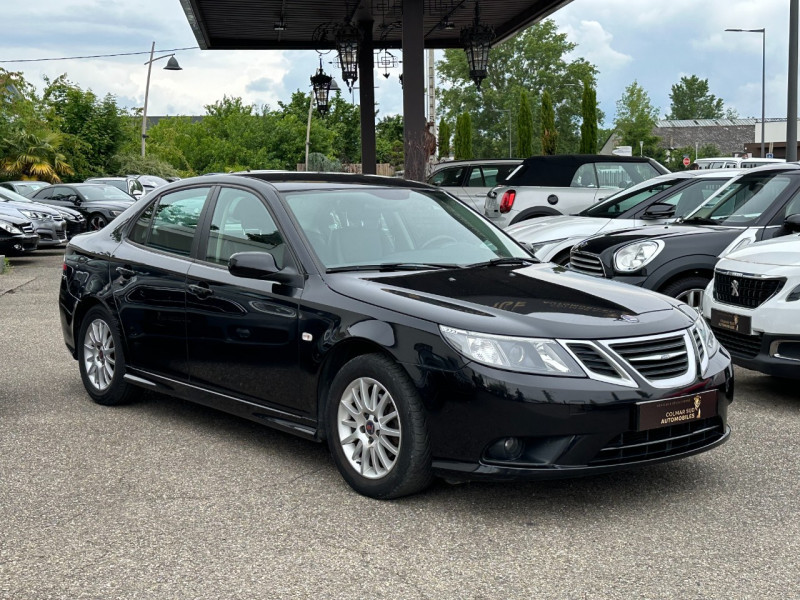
[111,185,213,380]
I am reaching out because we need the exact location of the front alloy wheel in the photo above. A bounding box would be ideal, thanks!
[327,354,432,499]
[337,377,402,479]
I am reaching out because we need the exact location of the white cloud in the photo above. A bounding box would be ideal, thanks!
[561,20,632,71]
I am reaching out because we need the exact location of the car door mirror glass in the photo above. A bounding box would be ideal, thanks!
[642,202,676,220]
[785,213,800,232]
[228,251,300,285]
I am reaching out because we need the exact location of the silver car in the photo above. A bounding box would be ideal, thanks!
[427,159,521,212]
[0,188,67,247]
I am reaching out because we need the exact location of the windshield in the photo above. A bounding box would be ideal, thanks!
[79,185,135,201]
[282,187,531,270]
[684,171,794,226]
[580,178,680,218]
[0,188,36,204]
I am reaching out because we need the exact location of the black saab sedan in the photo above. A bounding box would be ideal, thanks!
[59,173,733,499]
[31,183,136,230]
[570,164,800,309]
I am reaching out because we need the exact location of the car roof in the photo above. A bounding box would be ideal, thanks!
[520,154,658,166]
[231,171,434,190]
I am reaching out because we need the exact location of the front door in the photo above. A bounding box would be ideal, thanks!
[185,187,304,413]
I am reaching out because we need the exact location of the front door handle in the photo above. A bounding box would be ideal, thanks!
[188,283,213,299]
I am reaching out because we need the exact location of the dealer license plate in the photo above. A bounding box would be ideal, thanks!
[636,389,718,431]
[710,308,751,335]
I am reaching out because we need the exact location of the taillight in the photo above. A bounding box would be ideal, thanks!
[499,190,516,214]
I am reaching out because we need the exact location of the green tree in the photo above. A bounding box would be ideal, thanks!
[579,81,598,154]
[0,130,73,182]
[437,21,600,157]
[518,90,534,157]
[667,75,725,120]
[0,69,44,141]
[614,81,661,158]
[541,91,557,155]
[41,75,126,180]
[376,114,404,167]
[437,118,451,159]
[453,112,474,159]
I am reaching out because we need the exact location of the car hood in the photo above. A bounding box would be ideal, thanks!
[0,204,25,219]
[506,215,633,243]
[721,233,800,266]
[575,224,741,254]
[327,263,693,340]
[0,199,62,217]
[80,200,134,210]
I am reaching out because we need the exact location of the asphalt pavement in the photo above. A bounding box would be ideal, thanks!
[1,248,798,600]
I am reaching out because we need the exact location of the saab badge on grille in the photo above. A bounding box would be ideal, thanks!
[731,280,740,297]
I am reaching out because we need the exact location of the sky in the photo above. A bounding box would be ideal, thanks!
[0,0,796,128]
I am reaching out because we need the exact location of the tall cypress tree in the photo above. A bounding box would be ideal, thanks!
[462,111,473,159]
[541,91,557,155]
[438,118,451,159]
[453,114,464,159]
[518,90,533,157]
[580,81,598,154]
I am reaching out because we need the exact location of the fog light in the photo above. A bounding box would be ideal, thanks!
[487,436,524,462]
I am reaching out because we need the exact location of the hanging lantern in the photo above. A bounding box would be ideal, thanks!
[310,63,333,115]
[335,22,360,91]
[460,3,495,89]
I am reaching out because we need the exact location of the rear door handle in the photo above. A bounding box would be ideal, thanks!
[188,283,213,298]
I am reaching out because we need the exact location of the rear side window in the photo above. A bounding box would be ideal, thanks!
[570,163,598,188]
[428,167,465,187]
[138,187,211,256]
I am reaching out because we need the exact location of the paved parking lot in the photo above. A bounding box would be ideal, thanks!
[1,248,798,600]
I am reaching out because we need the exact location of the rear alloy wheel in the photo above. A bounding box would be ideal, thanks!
[88,213,108,231]
[660,276,711,311]
[78,306,139,406]
[326,354,432,499]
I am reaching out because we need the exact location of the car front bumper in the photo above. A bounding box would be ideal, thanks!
[423,350,734,481]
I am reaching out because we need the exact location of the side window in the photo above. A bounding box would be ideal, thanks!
[128,202,156,245]
[466,167,485,187]
[784,190,800,218]
[571,163,598,188]
[205,187,285,268]
[428,167,465,187]
[42,186,67,200]
[145,187,211,256]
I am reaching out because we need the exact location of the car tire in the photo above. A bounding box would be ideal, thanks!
[325,353,433,499]
[78,306,140,406]
[88,213,108,231]
[660,276,710,310]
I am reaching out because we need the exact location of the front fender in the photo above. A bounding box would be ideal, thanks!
[641,254,719,291]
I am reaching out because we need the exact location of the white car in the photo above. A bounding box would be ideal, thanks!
[484,154,669,229]
[427,159,521,212]
[702,226,800,378]
[506,170,741,264]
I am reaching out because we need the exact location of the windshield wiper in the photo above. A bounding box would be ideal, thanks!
[326,263,460,273]
[467,256,538,268]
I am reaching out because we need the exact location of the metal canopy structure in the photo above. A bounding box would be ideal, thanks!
[179,0,573,179]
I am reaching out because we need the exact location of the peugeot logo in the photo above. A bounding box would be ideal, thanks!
[731,280,740,297]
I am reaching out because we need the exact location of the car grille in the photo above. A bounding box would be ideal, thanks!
[710,326,763,359]
[569,251,605,277]
[590,417,725,466]
[609,334,689,381]
[713,271,785,308]
[20,222,35,234]
[692,327,706,363]
[568,344,620,378]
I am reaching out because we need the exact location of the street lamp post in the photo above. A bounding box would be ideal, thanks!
[726,28,766,157]
[141,41,182,157]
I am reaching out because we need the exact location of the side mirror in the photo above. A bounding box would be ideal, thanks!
[228,251,302,286]
[642,202,676,220]
[69,195,81,205]
[785,213,800,232]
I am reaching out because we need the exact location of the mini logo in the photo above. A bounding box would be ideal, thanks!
[731,280,740,297]
[620,314,639,323]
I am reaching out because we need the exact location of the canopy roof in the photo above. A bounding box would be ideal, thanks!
[179,0,573,50]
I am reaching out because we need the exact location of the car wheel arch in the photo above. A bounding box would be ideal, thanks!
[509,206,562,224]
[656,268,715,295]
[315,336,400,440]
[71,297,119,359]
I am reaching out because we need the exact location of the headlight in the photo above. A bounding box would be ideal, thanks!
[109,210,123,217]
[614,240,665,273]
[0,221,22,234]
[694,316,719,357]
[439,326,584,376]
[20,209,45,219]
